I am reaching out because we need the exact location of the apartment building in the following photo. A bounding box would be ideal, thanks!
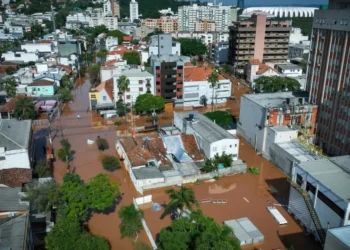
[288,41,310,59]
[141,17,178,33]
[228,13,291,74]
[195,20,216,32]
[113,68,154,105]
[148,34,181,56]
[238,92,318,159]
[306,0,350,156]
[103,0,120,17]
[178,3,238,32]
[173,31,229,45]
[130,0,139,22]
[208,41,229,65]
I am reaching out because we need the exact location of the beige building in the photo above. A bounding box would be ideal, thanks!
[141,17,178,33]
[228,13,291,74]
[195,20,216,32]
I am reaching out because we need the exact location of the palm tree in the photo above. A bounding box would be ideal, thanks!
[208,71,219,112]
[164,186,198,215]
[3,77,17,97]
[13,97,36,120]
[117,75,130,120]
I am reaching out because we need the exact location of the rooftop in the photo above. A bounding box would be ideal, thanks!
[242,91,311,109]
[184,66,225,82]
[0,213,29,250]
[175,111,238,143]
[275,63,302,71]
[150,54,190,63]
[133,167,164,180]
[327,226,350,248]
[330,155,350,174]
[34,73,63,81]
[0,119,32,151]
[275,141,321,162]
[28,80,54,87]
[0,169,32,187]
[269,125,297,133]
[95,78,114,101]
[297,158,350,202]
[0,187,29,211]
[117,68,153,78]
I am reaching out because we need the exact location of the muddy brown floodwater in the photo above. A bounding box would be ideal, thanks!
[51,78,150,250]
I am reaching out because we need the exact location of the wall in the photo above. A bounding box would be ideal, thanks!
[264,127,298,159]
[98,88,113,105]
[21,43,53,53]
[324,230,350,250]
[26,85,56,97]
[1,149,31,170]
[136,177,165,187]
[253,15,266,63]
[210,139,239,159]
[269,144,295,176]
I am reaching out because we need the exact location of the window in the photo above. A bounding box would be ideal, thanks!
[296,174,303,186]
[127,88,130,92]
[212,147,217,152]
[103,96,107,101]
[126,95,131,99]
[139,80,143,84]
[230,145,232,148]
[139,87,143,92]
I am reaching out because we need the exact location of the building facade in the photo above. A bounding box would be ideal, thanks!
[178,3,238,32]
[141,17,178,33]
[208,41,229,65]
[148,34,181,57]
[306,3,350,156]
[229,14,291,74]
[129,0,139,22]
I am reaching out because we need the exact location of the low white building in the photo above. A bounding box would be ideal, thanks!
[113,68,155,105]
[174,111,239,160]
[100,61,128,81]
[245,59,279,86]
[2,50,39,63]
[180,64,231,107]
[289,156,350,243]
[289,27,309,44]
[275,63,303,77]
[105,36,118,51]
[21,42,54,53]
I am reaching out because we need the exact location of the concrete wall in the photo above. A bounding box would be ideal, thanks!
[324,230,350,250]
[26,84,57,97]
[269,144,295,176]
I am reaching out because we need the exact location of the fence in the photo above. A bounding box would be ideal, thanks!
[132,198,157,249]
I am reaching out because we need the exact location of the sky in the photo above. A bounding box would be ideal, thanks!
[198,0,328,7]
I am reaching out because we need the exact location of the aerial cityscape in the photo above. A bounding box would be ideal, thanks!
[0,0,349,250]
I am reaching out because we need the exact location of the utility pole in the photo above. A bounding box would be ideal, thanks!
[51,0,56,36]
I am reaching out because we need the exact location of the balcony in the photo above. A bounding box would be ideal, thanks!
[146,83,151,87]
[162,92,176,98]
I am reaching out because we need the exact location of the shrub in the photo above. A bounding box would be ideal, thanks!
[96,137,109,151]
[102,155,120,172]
[34,161,51,178]
[213,175,220,180]
[248,166,260,175]
[114,120,122,126]
[146,115,158,123]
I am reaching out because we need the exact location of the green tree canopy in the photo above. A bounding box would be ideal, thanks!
[118,204,144,242]
[158,210,241,250]
[102,155,120,172]
[61,75,73,90]
[14,97,36,120]
[24,24,44,40]
[177,38,207,57]
[134,93,165,115]
[3,76,17,97]
[56,139,73,163]
[254,76,301,93]
[208,71,219,111]
[122,51,141,65]
[89,64,101,87]
[107,30,127,44]
[58,88,74,103]
[164,187,198,215]
[45,217,109,250]
[96,49,107,60]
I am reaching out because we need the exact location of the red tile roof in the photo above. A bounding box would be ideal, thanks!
[57,64,72,75]
[0,168,32,187]
[0,96,30,113]
[123,36,133,41]
[184,66,225,82]
[28,80,54,86]
[256,63,273,75]
[95,78,114,101]
[181,134,205,161]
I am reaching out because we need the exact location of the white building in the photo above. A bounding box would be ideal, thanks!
[113,68,155,105]
[129,0,139,22]
[275,63,303,77]
[245,59,280,86]
[289,27,309,44]
[288,42,310,59]
[148,34,181,56]
[178,3,238,32]
[181,64,231,107]
[2,50,39,63]
[174,111,239,159]
[103,0,120,17]
[0,119,32,170]
[238,92,317,159]
[105,36,118,51]
[21,42,53,53]
[289,156,350,244]
[173,31,230,45]
[100,61,128,81]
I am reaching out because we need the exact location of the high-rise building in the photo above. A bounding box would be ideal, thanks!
[228,14,291,74]
[306,0,350,156]
[129,0,139,22]
[178,3,238,32]
[237,0,244,9]
[103,0,120,17]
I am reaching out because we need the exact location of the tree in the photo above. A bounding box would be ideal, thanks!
[202,159,217,173]
[95,137,109,151]
[117,75,130,102]
[116,100,129,117]
[134,93,165,115]
[5,67,16,75]
[164,187,198,215]
[158,210,240,250]
[208,71,219,112]
[13,97,36,120]
[24,24,44,40]
[213,152,233,168]
[91,25,109,37]
[96,49,107,60]
[61,75,73,90]
[56,139,73,163]
[34,160,51,178]
[254,76,301,93]
[177,38,207,57]
[222,64,233,75]
[107,30,127,44]
[58,88,74,102]
[122,51,141,65]
[131,39,139,45]
[3,76,17,97]
[101,155,120,172]
[45,217,109,250]
[204,110,233,128]
[118,204,144,242]
[89,64,101,87]
[22,180,60,213]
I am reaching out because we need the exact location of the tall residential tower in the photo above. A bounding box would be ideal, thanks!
[129,0,139,22]
[306,0,350,155]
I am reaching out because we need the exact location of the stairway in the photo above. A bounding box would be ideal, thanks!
[288,179,326,246]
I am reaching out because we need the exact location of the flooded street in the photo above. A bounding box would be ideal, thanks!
[51,78,150,249]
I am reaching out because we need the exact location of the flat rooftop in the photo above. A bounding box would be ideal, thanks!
[175,111,238,143]
[276,141,321,162]
[297,158,350,202]
[269,125,297,133]
[327,226,350,248]
[151,54,190,63]
[330,155,350,174]
[242,91,311,109]
[276,63,302,71]
[118,68,153,78]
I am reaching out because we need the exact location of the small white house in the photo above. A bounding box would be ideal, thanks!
[275,63,303,77]
[21,42,54,53]
[2,50,39,63]
[105,36,118,51]
[245,59,279,87]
